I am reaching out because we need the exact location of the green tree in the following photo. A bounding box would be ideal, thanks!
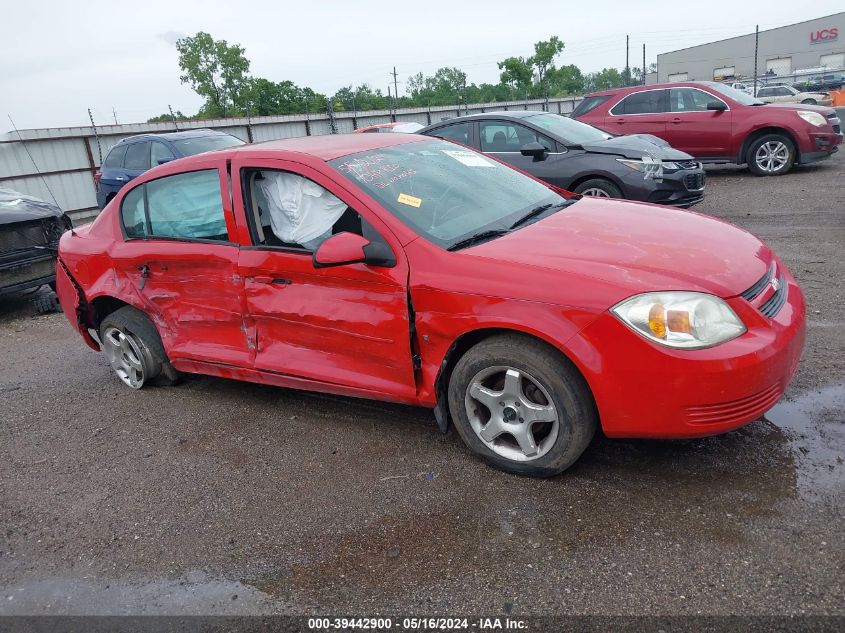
[585,68,623,92]
[498,56,534,94]
[530,36,565,87]
[546,64,584,95]
[176,32,251,117]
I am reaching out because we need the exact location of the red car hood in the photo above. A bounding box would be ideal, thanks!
[462,198,771,307]
[760,102,835,115]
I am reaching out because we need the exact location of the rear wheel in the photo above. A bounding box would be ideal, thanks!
[801,98,816,105]
[746,133,795,176]
[99,306,178,389]
[572,178,622,199]
[447,334,597,477]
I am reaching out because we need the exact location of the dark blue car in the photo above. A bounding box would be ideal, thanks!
[95,129,244,209]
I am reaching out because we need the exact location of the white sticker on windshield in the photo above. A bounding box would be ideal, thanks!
[442,150,495,167]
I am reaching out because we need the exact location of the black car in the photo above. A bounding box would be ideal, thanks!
[0,188,72,297]
[418,111,705,206]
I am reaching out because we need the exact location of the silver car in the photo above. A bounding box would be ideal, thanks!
[755,85,833,106]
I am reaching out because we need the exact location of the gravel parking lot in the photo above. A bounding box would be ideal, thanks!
[0,152,843,618]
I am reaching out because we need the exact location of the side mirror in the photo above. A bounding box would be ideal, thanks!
[313,232,369,268]
[706,101,727,111]
[520,141,548,160]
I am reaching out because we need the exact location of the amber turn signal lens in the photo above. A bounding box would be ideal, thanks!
[648,304,666,338]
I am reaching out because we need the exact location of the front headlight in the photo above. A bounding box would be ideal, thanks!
[616,157,663,180]
[797,110,827,127]
[611,292,746,349]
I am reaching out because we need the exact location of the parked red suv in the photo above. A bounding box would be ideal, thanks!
[573,81,842,175]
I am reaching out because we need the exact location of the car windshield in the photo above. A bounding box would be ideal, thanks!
[329,139,567,249]
[170,134,245,156]
[524,113,611,145]
[702,82,764,105]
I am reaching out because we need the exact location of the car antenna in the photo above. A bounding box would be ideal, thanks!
[6,114,61,209]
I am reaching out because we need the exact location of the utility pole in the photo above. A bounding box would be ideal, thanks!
[112,107,118,125]
[642,44,646,85]
[168,104,179,131]
[625,35,630,86]
[87,108,102,164]
[392,66,399,105]
[753,25,760,95]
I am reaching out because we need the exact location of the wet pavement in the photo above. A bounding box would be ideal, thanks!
[0,153,843,617]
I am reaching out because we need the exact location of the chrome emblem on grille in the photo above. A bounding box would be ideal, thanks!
[771,277,780,292]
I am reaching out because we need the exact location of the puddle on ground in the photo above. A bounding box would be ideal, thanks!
[763,383,845,500]
[0,571,287,615]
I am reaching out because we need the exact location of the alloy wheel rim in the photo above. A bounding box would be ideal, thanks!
[103,327,145,389]
[755,141,789,173]
[581,187,610,197]
[464,365,560,462]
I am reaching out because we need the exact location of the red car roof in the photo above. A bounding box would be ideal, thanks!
[585,81,722,98]
[228,132,424,161]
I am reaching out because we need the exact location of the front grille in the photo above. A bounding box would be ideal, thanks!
[0,218,63,254]
[684,383,782,426]
[683,172,705,190]
[740,263,775,301]
[0,257,55,288]
[834,124,842,134]
[760,275,788,318]
[676,160,700,170]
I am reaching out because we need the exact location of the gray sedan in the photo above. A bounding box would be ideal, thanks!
[419,111,706,207]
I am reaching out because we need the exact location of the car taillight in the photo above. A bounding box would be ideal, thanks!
[94,172,102,187]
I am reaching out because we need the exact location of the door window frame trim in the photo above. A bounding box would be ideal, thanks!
[667,87,731,113]
[118,166,235,245]
[608,88,668,116]
[477,119,566,154]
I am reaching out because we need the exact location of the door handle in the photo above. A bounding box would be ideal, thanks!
[251,276,291,285]
[671,117,682,124]
[616,118,625,124]
[115,176,126,181]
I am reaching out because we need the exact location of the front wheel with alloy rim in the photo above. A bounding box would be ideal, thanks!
[746,133,796,176]
[447,334,598,477]
[572,178,623,199]
[99,306,179,389]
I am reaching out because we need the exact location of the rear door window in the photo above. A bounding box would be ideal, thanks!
[431,122,471,146]
[119,169,228,241]
[124,142,151,170]
[612,90,666,115]
[103,144,127,168]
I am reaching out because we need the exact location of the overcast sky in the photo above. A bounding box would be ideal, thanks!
[2,0,842,131]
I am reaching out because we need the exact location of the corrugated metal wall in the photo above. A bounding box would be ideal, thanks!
[0,96,583,223]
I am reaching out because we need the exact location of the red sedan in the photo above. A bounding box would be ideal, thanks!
[572,81,842,175]
[55,134,805,476]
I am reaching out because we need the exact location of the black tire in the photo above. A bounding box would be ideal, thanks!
[572,178,623,199]
[447,334,598,477]
[32,291,60,314]
[746,133,796,176]
[99,306,180,388]
[801,99,816,105]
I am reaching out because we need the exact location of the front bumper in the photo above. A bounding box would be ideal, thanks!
[624,167,706,208]
[573,265,805,439]
[0,250,57,295]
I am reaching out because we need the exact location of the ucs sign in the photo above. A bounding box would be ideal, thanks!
[810,28,839,44]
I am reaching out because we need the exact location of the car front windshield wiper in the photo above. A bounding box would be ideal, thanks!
[508,200,571,230]
[446,229,510,252]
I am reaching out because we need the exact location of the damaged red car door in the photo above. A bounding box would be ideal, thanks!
[231,157,417,401]
[110,163,250,366]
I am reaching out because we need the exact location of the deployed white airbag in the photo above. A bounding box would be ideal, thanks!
[257,171,347,248]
